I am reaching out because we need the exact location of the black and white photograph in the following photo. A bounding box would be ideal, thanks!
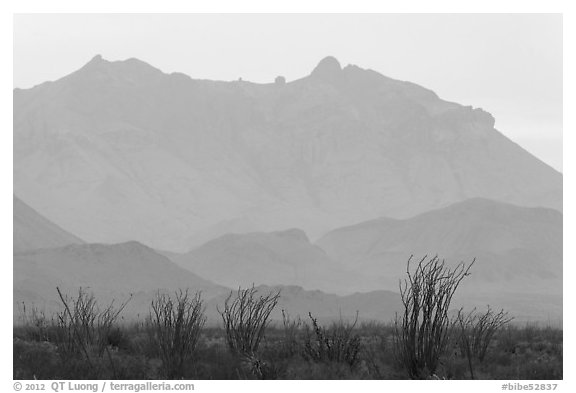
[6,8,571,388]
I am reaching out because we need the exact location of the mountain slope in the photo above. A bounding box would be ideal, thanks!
[316,198,562,320]
[13,239,402,323]
[204,285,402,324]
[13,241,228,319]
[13,195,84,252]
[167,228,355,294]
[13,55,562,251]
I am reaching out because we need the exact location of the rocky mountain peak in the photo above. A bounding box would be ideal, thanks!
[74,54,163,84]
[310,56,342,82]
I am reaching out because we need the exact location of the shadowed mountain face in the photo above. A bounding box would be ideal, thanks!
[12,198,561,323]
[316,198,562,321]
[12,239,401,323]
[166,228,355,294]
[13,241,229,320]
[14,55,562,251]
[162,198,561,320]
[13,195,84,253]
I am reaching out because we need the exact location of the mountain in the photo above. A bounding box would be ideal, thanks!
[13,241,228,320]
[13,55,562,251]
[166,228,354,294]
[13,195,84,253]
[13,239,402,324]
[316,198,562,321]
[205,285,402,324]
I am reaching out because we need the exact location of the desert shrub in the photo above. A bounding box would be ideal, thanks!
[520,322,540,342]
[190,341,245,379]
[434,350,470,380]
[303,312,361,368]
[219,286,280,355]
[281,309,303,357]
[393,255,474,379]
[285,359,369,379]
[540,325,563,345]
[55,287,131,376]
[148,289,206,379]
[107,351,154,379]
[13,338,60,379]
[359,326,401,378]
[14,335,152,380]
[518,359,563,380]
[456,306,513,378]
[16,303,54,342]
[358,320,395,338]
[105,326,131,351]
[497,324,520,355]
[218,286,280,379]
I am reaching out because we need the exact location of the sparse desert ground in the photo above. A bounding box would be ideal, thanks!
[13,304,562,380]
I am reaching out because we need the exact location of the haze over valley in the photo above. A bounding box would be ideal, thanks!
[13,55,563,323]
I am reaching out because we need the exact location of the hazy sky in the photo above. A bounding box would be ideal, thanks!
[13,13,563,171]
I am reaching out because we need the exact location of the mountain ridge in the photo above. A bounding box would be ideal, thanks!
[315,198,562,320]
[167,227,354,294]
[14,55,562,251]
[13,195,84,253]
[13,237,403,323]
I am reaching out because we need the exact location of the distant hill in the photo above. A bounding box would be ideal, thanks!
[14,55,562,251]
[13,240,402,324]
[13,55,562,323]
[13,195,84,253]
[166,228,355,294]
[316,198,562,321]
[204,285,402,324]
[13,241,228,320]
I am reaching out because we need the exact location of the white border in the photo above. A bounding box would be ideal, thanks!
[2,2,573,392]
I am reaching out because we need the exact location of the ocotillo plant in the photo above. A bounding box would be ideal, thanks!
[218,285,280,378]
[149,289,206,379]
[457,306,513,378]
[393,255,474,379]
[55,287,131,377]
[219,285,280,355]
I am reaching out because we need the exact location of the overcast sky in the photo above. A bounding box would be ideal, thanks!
[13,13,563,171]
